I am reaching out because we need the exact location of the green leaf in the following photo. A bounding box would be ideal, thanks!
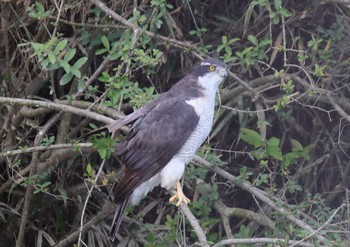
[259,38,272,47]
[228,38,240,45]
[92,137,116,159]
[47,51,56,64]
[268,137,280,147]
[36,2,45,12]
[64,48,76,62]
[85,163,92,177]
[267,137,283,160]
[241,46,254,55]
[99,149,107,159]
[59,73,74,85]
[70,67,81,78]
[73,57,88,69]
[31,42,45,51]
[54,39,68,54]
[95,48,108,55]
[247,34,258,46]
[274,0,282,10]
[282,152,299,168]
[58,59,70,73]
[101,35,110,51]
[109,50,122,60]
[222,35,228,44]
[279,8,292,17]
[291,139,303,151]
[98,71,111,82]
[272,15,280,24]
[240,128,265,148]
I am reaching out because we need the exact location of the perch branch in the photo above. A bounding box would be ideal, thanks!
[193,156,329,245]
[179,202,210,247]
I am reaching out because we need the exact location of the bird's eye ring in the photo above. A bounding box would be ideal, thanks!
[209,65,215,71]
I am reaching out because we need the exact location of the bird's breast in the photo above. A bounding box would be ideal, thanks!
[176,96,216,162]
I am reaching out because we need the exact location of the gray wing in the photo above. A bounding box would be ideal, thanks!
[113,98,199,203]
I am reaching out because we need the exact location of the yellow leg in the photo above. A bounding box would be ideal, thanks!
[169,180,191,206]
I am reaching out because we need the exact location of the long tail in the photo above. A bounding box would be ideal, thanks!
[109,197,130,241]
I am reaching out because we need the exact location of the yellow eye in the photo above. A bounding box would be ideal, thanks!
[209,65,215,71]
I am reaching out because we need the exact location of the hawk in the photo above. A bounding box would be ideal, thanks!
[107,58,227,240]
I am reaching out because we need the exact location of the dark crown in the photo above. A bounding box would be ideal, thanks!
[192,58,227,77]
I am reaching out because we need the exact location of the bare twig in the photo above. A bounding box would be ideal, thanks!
[289,204,344,247]
[55,203,117,247]
[0,97,113,124]
[0,143,93,157]
[90,0,196,50]
[0,145,95,195]
[212,237,323,247]
[77,159,108,246]
[75,58,111,99]
[326,94,350,124]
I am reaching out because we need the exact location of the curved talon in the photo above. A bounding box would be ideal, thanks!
[169,180,191,206]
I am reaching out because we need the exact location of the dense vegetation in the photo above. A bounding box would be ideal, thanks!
[1,0,350,246]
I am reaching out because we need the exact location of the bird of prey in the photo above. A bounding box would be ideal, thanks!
[107,58,227,240]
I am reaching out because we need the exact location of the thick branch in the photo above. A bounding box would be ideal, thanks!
[214,200,275,231]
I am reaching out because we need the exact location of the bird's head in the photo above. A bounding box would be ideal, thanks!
[192,58,228,92]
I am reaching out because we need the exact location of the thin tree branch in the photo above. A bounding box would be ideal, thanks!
[90,0,196,50]
[0,143,93,157]
[289,204,344,247]
[0,145,95,195]
[212,237,323,247]
[326,94,350,124]
[213,200,275,231]
[0,97,113,124]
[78,159,107,246]
[75,58,111,99]
[15,113,62,247]
[55,204,117,247]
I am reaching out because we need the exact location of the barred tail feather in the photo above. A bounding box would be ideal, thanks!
[109,197,129,241]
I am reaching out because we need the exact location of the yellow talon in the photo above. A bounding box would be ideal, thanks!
[169,180,191,206]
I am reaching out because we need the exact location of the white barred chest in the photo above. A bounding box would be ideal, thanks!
[175,95,216,163]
